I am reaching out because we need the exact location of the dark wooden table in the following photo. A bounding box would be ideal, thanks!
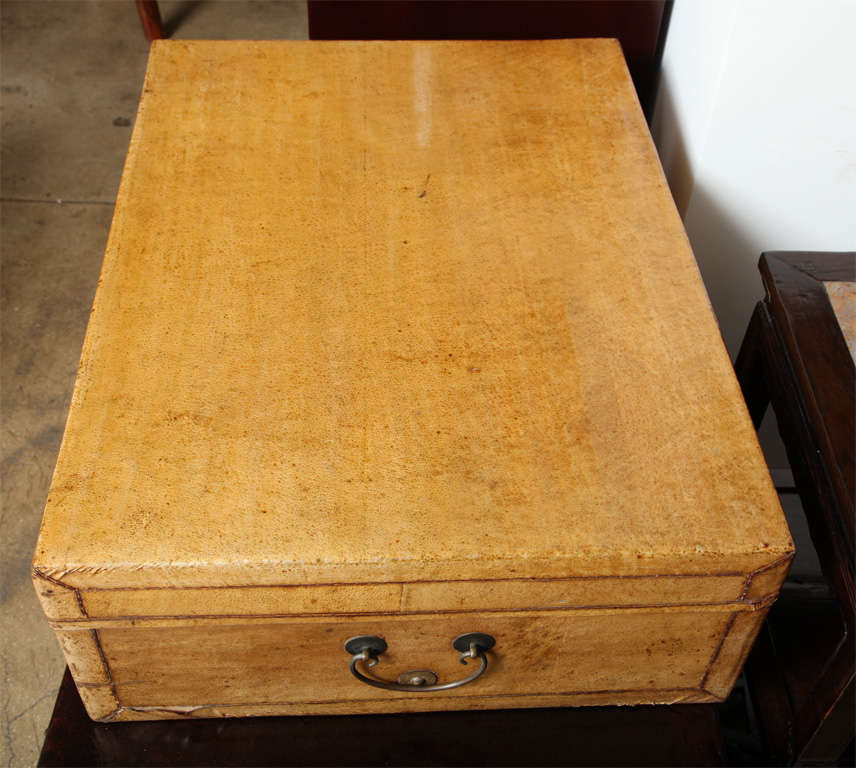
[40,667,734,767]
[736,252,855,765]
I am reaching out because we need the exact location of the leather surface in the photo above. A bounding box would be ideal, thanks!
[32,39,794,720]
[33,40,791,596]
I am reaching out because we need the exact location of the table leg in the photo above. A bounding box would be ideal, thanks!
[735,302,772,430]
[136,1,164,41]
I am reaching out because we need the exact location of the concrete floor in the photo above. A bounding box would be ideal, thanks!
[1,3,817,766]
[0,3,306,764]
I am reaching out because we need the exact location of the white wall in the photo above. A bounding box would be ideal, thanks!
[651,0,856,470]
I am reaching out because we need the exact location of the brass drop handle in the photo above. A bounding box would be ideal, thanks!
[344,633,496,692]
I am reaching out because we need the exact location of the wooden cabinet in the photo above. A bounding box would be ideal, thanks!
[33,40,792,721]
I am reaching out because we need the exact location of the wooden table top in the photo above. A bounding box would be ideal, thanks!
[34,41,791,592]
[825,281,856,362]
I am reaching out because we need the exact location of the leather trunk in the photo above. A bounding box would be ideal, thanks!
[33,39,793,722]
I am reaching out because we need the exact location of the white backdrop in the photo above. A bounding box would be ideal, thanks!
[651,0,856,472]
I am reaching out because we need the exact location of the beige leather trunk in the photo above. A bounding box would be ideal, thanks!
[33,39,793,722]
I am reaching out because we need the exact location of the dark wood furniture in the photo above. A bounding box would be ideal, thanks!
[307,1,670,119]
[135,1,163,41]
[136,1,670,118]
[736,252,855,765]
[39,667,731,767]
